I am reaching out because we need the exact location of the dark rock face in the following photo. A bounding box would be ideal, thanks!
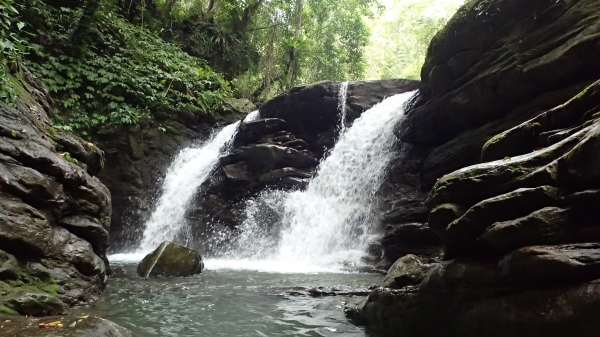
[137,242,204,277]
[349,0,600,336]
[0,72,111,316]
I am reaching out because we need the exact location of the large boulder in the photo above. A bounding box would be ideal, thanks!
[0,70,111,316]
[137,242,204,277]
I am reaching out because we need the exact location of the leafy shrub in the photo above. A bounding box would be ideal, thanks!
[0,0,28,104]
[23,0,230,132]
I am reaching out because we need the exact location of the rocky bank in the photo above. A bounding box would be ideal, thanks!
[0,70,111,316]
[346,0,600,336]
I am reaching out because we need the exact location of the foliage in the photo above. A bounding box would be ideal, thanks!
[0,0,28,104]
[22,0,230,132]
[364,0,465,79]
[136,0,380,101]
[230,0,380,100]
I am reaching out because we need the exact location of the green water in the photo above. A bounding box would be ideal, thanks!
[86,263,382,337]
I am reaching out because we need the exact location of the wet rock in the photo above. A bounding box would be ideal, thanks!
[222,161,252,182]
[5,291,67,317]
[232,118,285,147]
[379,223,442,269]
[259,167,312,185]
[261,79,420,156]
[0,72,110,316]
[382,254,433,289]
[501,243,600,285]
[112,267,127,277]
[220,144,318,178]
[137,242,204,277]
[0,313,137,336]
[443,186,561,253]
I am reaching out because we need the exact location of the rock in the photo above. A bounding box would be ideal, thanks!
[220,144,319,178]
[137,242,204,277]
[500,243,600,285]
[0,72,110,316]
[0,313,137,336]
[232,118,285,147]
[443,186,561,253]
[222,161,252,182]
[479,207,600,253]
[481,81,600,162]
[259,167,312,186]
[351,0,600,335]
[379,223,442,269]
[112,267,127,277]
[261,79,420,156]
[382,254,433,289]
[5,291,67,317]
[398,0,600,145]
[214,98,257,124]
[428,203,466,232]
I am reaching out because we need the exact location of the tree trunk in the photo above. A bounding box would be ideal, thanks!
[262,13,279,99]
[285,0,303,89]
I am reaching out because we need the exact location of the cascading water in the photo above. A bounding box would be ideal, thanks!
[136,111,259,253]
[337,81,349,132]
[215,91,415,272]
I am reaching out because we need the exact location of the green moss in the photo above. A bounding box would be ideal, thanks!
[0,304,18,315]
[483,133,504,149]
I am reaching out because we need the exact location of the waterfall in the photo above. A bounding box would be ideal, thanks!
[338,81,349,132]
[215,91,415,272]
[138,111,259,252]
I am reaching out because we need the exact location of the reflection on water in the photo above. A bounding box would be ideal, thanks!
[87,263,382,337]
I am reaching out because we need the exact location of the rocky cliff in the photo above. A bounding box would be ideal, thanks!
[0,70,111,316]
[347,0,600,336]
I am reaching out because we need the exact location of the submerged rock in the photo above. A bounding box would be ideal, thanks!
[137,242,204,277]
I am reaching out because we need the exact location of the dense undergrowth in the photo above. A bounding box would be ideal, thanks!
[28,0,230,133]
[0,0,28,104]
[2,0,231,135]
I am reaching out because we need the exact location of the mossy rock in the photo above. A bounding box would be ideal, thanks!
[137,242,204,278]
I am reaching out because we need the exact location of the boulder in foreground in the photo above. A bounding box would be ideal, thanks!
[137,242,204,277]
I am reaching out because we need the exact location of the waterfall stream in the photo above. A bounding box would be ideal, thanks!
[137,111,259,253]
[215,91,415,272]
[117,89,414,273]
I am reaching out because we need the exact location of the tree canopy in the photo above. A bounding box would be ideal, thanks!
[0,0,465,134]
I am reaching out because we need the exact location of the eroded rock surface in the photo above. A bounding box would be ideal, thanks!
[0,71,111,316]
[349,0,600,336]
